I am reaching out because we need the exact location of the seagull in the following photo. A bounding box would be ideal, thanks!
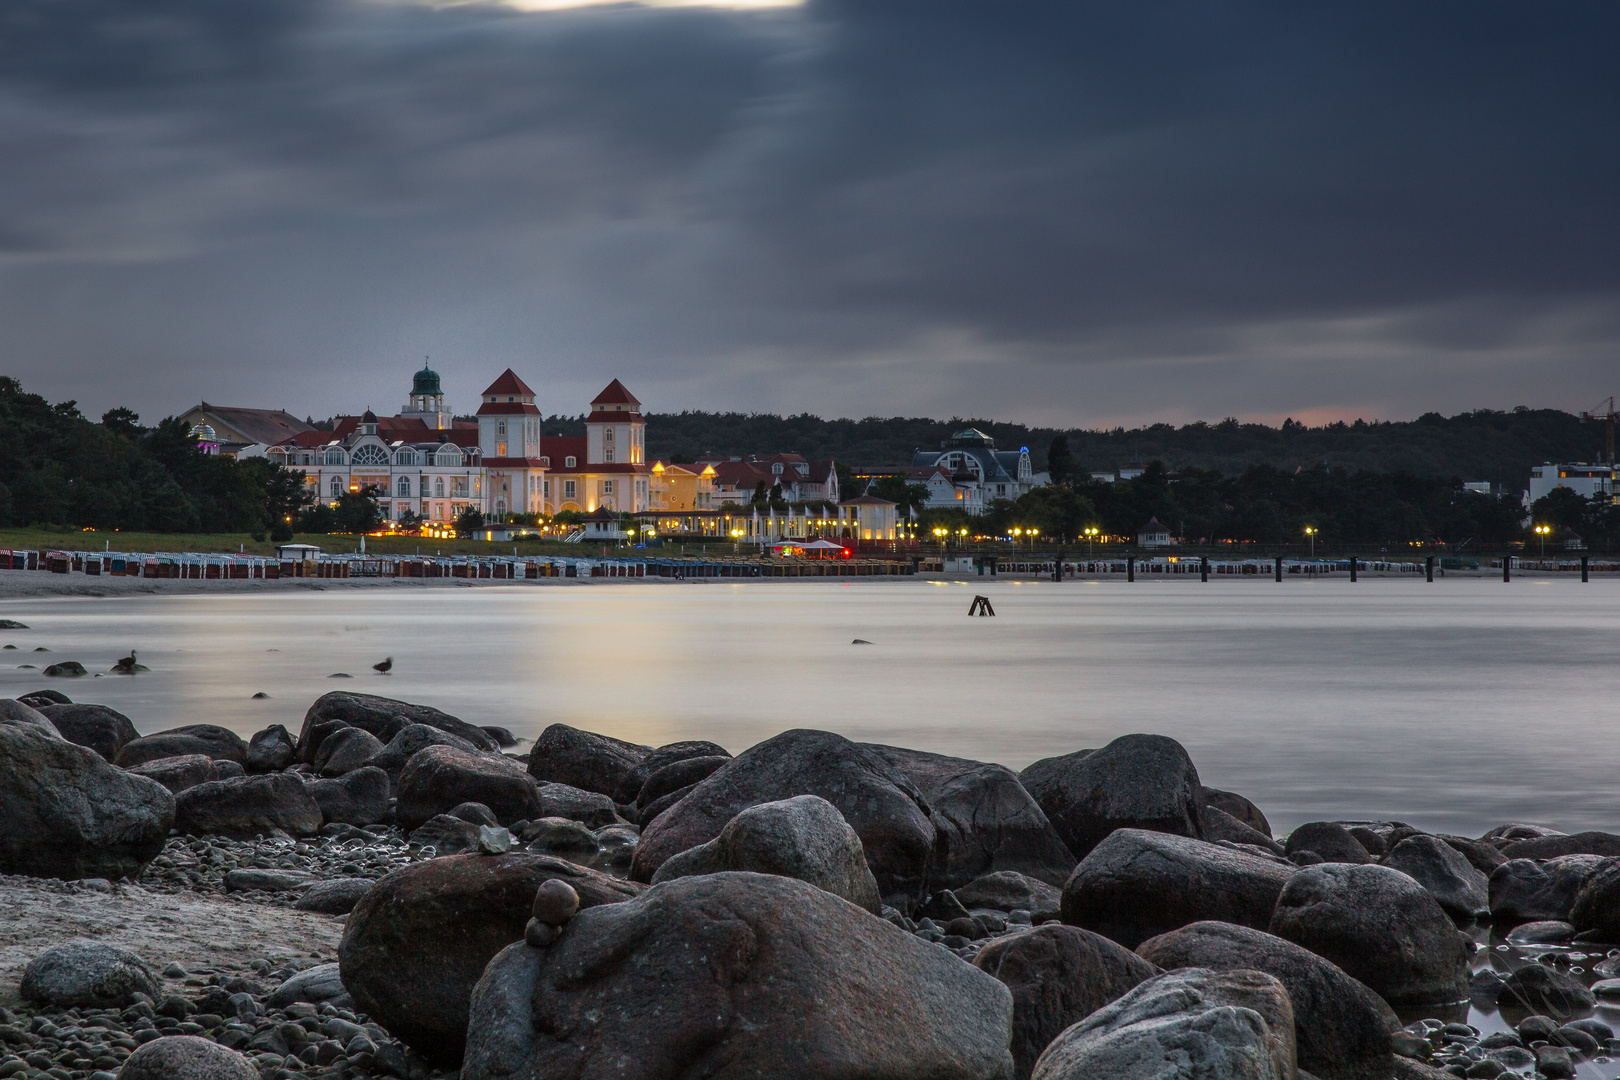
[112,650,138,674]
[374,656,393,674]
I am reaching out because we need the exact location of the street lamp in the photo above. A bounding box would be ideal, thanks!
[1304,526,1316,557]
[1535,524,1550,560]
[1084,526,1099,558]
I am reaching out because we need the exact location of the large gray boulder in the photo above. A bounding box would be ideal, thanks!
[650,794,882,913]
[1284,822,1372,864]
[267,962,351,1008]
[363,722,485,785]
[396,745,540,830]
[974,925,1161,1079]
[1570,860,1620,943]
[536,782,622,827]
[633,728,938,912]
[1201,787,1272,837]
[298,691,495,755]
[244,724,296,773]
[1030,967,1295,1080]
[1382,834,1490,920]
[173,773,322,839]
[865,744,1076,889]
[117,1035,259,1079]
[114,724,247,768]
[1061,829,1294,948]
[294,878,375,916]
[340,852,643,1065]
[1201,804,1283,854]
[0,698,62,736]
[527,723,651,798]
[1502,832,1620,860]
[1020,734,1202,860]
[634,754,731,812]
[125,753,238,794]
[1137,921,1399,1080]
[0,723,173,880]
[955,870,1063,920]
[620,739,732,803]
[1270,862,1470,1010]
[314,725,386,777]
[37,703,137,761]
[306,766,391,827]
[462,871,1016,1080]
[21,941,158,1008]
[1489,856,1610,927]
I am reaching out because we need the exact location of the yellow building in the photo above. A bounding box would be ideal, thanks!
[539,379,653,514]
[649,461,716,512]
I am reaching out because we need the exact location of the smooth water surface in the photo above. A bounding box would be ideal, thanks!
[1,576,1616,836]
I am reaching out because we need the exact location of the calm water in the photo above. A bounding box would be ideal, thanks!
[1,576,1616,838]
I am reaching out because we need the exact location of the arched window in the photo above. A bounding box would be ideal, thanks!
[397,477,411,498]
[323,449,345,465]
[565,456,576,468]
[330,478,342,498]
[351,444,389,467]
[605,428,614,443]
[497,421,507,436]
[435,447,461,466]
[434,477,444,497]
[396,449,416,466]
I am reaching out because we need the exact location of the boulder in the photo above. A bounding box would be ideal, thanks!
[1269,863,1470,1009]
[527,723,651,798]
[451,802,500,826]
[1137,921,1399,1080]
[306,767,390,827]
[632,728,938,912]
[634,754,731,809]
[396,745,541,830]
[117,1035,259,1080]
[1061,829,1294,948]
[173,773,323,839]
[36,703,137,761]
[536,781,622,827]
[1497,964,1596,1018]
[363,723,485,783]
[1432,833,1508,876]
[298,718,353,766]
[1382,834,1490,920]
[1571,861,1620,942]
[267,962,351,1008]
[974,925,1160,1079]
[481,725,520,748]
[1201,786,1272,837]
[42,660,88,677]
[1502,832,1620,860]
[295,878,375,915]
[622,739,732,802]
[1489,856,1611,927]
[1482,823,1564,846]
[21,941,158,1008]
[520,817,600,859]
[298,691,495,756]
[0,698,61,736]
[1201,804,1285,854]
[1019,734,1202,860]
[314,725,386,777]
[955,870,1063,920]
[0,723,174,879]
[339,852,643,1065]
[1029,967,1295,1080]
[114,724,248,768]
[244,723,296,773]
[17,689,70,707]
[866,744,1077,889]
[125,753,231,794]
[649,795,882,913]
[462,871,1015,1080]
[409,814,483,855]
[224,867,317,893]
[1284,822,1372,864]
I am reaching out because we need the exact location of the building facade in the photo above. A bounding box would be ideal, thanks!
[1526,463,1617,507]
[538,379,654,515]
[909,428,1037,512]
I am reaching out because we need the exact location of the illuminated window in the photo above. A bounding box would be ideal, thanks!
[563,480,576,499]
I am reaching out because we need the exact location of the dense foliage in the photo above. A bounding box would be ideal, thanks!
[0,377,309,534]
[538,407,1610,490]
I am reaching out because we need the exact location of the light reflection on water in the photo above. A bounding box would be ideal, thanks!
[0,577,1616,838]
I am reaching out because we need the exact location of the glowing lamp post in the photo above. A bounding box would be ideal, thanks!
[1535,524,1550,560]
[1305,526,1316,558]
[1084,526,1099,558]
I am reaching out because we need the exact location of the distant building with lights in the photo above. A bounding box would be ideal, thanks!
[907,428,1038,512]
[1525,462,1617,507]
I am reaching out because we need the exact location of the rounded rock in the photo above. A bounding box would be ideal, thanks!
[117,1034,259,1079]
[22,941,157,1009]
[533,879,580,926]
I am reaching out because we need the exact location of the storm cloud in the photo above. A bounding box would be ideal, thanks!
[0,0,1615,427]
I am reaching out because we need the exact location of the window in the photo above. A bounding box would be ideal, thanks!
[330,478,342,497]
[435,448,462,466]
[497,421,507,436]
[605,428,614,443]
[397,477,411,497]
[452,479,467,498]
[434,477,445,497]
[602,480,613,495]
[351,444,389,467]
[540,456,550,466]
[496,443,506,457]
[563,480,576,499]
[605,448,614,462]
[324,449,345,465]
[772,462,783,475]
[565,456,576,468]
[396,449,416,466]
[544,481,551,496]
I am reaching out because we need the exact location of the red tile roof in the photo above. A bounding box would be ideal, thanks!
[482,369,535,397]
[590,379,639,407]
[477,401,540,416]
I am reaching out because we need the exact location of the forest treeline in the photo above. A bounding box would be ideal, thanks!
[539,406,1608,490]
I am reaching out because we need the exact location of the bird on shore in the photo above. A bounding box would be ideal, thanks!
[112,649,137,674]
[374,656,393,674]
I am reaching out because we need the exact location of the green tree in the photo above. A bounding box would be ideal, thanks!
[1047,434,1077,486]
[1530,486,1588,532]
[453,506,486,537]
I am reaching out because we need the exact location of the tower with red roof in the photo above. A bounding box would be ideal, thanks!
[477,369,546,516]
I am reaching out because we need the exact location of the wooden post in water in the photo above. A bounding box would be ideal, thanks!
[1274,555,1282,582]
[1200,555,1209,582]
[1425,555,1434,582]
[1503,555,1511,582]
[1127,555,1135,582]
[1582,554,1589,583]
[1349,555,1357,583]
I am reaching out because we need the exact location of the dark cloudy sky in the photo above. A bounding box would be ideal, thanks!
[1,0,1615,429]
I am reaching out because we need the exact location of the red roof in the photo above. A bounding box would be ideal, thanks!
[482,369,535,397]
[540,436,586,467]
[591,379,639,408]
[483,458,549,469]
[279,416,480,449]
[477,401,541,416]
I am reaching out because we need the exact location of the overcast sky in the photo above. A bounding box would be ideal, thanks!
[1,0,1615,429]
